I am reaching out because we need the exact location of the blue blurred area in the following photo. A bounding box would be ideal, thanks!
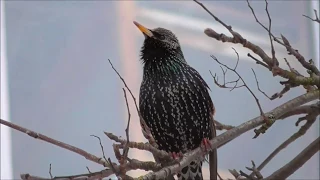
[3,1,319,179]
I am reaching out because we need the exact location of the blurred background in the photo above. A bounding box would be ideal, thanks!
[1,0,319,179]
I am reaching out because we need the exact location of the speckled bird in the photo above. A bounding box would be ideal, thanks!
[134,21,217,180]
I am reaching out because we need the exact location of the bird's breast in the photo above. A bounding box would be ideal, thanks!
[139,69,213,152]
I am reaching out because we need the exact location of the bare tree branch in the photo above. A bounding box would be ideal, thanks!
[17,101,319,179]
[0,120,167,179]
[253,111,319,175]
[279,102,320,120]
[198,0,320,87]
[265,137,320,180]
[104,132,170,160]
[229,169,245,180]
[21,168,114,180]
[0,119,109,167]
[214,120,235,131]
[280,34,320,76]
[246,0,319,77]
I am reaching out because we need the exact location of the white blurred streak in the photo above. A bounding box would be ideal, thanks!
[312,0,319,68]
[1,1,13,179]
[311,2,320,179]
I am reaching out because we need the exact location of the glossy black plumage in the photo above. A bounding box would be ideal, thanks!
[135,22,216,180]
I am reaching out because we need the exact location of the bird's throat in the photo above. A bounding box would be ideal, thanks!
[142,55,187,78]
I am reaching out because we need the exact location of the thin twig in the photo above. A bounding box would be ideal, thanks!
[49,164,53,179]
[90,135,108,163]
[279,34,320,75]
[246,160,263,179]
[252,67,296,100]
[251,69,273,100]
[247,53,270,70]
[246,0,272,34]
[194,0,233,32]
[108,59,157,149]
[273,85,292,99]
[232,47,240,70]
[303,9,320,23]
[211,54,266,121]
[122,88,131,159]
[210,70,244,90]
[284,58,294,73]
[108,59,139,113]
[214,120,235,130]
[217,172,223,180]
[220,66,227,85]
[108,158,119,177]
[211,48,243,92]
[264,0,278,66]
[86,167,92,174]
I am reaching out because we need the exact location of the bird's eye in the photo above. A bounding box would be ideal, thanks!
[158,35,165,40]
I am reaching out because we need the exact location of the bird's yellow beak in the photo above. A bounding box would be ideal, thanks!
[133,21,153,37]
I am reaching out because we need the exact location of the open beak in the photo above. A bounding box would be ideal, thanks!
[133,21,153,38]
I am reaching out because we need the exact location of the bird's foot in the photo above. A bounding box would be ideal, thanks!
[169,152,183,161]
[169,152,183,169]
[201,138,212,153]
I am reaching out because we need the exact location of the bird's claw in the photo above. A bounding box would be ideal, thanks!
[169,152,183,161]
[201,138,212,153]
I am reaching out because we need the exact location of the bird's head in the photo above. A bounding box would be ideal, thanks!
[133,21,184,65]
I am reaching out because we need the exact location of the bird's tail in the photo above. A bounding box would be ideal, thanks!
[177,161,203,180]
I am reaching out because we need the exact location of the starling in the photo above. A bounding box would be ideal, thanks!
[134,21,217,180]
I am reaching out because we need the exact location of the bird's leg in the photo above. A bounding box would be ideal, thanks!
[169,152,183,174]
[201,138,212,153]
